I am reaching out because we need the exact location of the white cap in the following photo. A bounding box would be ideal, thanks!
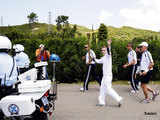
[0,36,12,49]
[139,42,148,47]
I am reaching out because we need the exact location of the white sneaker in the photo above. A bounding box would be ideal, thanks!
[80,87,84,92]
[130,90,136,93]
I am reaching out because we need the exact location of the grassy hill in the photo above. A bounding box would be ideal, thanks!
[0,23,160,41]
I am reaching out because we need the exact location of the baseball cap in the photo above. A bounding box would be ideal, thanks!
[139,42,148,47]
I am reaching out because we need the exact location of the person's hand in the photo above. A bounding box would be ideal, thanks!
[123,64,128,68]
[148,64,153,70]
[140,72,147,76]
[82,56,85,60]
[107,39,112,46]
[142,72,147,76]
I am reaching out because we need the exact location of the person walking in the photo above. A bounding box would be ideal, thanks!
[80,44,101,92]
[134,46,142,88]
[95,40,123,107]
[138,42,159,103]
[123,43,139,93]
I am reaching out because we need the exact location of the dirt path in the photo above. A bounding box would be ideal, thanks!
[54,84,160,120]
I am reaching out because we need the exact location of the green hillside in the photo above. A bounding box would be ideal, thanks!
[0,23,160,41]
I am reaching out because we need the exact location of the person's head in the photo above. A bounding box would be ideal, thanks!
[101,46,107,55]
[13,44,24,53]
[139,42,148,52]
[135,46,141,52]
[126,43,133,51]
[0,36,12,53]
[84,44,89,51]
[39,44,45,51]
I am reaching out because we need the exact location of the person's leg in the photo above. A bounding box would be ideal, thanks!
[83,65,92,91]
[141,83,149,99]
[105,75,123,102]
[129,65,137,91]
[134,65,139,90]
[91,64,101,85]
[98,77,107,105]
[147,86,154,94]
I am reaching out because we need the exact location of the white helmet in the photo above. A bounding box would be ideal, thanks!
[13,44,24,52]
[0,36,12,49]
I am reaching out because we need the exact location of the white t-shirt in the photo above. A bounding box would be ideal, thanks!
[0,52,18,86]
[86,49,96,64]
[140,50,153,72]
[128,50,137,65]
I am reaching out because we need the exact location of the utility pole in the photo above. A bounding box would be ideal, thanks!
[0,16,3,35]
[1,16,3,26]
[48,11,52,34]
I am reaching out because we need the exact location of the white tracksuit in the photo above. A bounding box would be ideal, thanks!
[95,49,122,105]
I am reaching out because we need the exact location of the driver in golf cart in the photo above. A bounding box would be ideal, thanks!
[0,36,18,99]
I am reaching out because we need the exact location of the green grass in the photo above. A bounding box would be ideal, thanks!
[1,23,160,40]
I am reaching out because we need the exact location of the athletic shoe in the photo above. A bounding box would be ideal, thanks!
[96,103,105,107]
[130,90,136,93]
[140,99,150,103]
[152,91,159,101]
[118,98,123,107]
[80,87,84,92]
[135,90,139,93]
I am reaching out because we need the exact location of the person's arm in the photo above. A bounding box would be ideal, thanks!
[148,52,154,70]
[47,50,50,59]
[36,49,40,57]
[123,51,137,68]
[107,40,111,55]
[94,56,103,64]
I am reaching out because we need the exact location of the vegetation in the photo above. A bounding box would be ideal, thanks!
[27,12,38,24]
[97,23,108,42]
[0,18,160,83]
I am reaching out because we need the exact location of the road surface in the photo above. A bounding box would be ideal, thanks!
[54,84,160,120]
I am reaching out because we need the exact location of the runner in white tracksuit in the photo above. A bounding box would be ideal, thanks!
[94,40,123,106]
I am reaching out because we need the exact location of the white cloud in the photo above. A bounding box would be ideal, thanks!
[120,0,160,31]
[98,10,113,24]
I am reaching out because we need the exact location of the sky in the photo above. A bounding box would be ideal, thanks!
[0,0,160,31]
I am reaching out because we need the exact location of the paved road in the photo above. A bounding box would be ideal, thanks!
[54,84,160,120]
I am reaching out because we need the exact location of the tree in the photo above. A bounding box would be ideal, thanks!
[97,23,108,42]
[27,12,38,24]
[70,24,77,38]
[56,15,69,31]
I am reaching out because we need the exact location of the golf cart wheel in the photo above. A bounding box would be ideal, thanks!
[32,110,49,120]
